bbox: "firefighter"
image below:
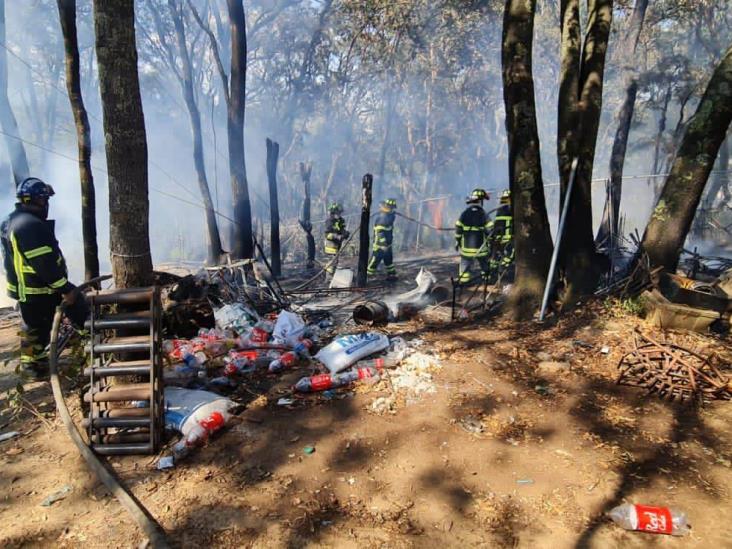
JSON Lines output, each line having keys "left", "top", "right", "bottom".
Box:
{"left": 324, "top": 202, "right": 349, "bottom": 275}
{"left": 367, "top": 198, "right": 397, "bottom": 281}
{"left": 1, "top": 177, "right": 84, "bottom": 379}
{"left": 455, "top": 188, "right": 491, "bottom": 284}
{"left": 487, "top": 189, "right": 514, "bottom": 280}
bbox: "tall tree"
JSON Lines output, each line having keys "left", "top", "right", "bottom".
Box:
{"left": 641, "top": 43, "right": 732, "bottom": 271}
{"left": 226, "top": 0, "right": 253, "bottom": 259}
{"left": 93, "top": 0, "right": 153, "bottom": 287}
{"left": 502, "top": 0, "right": 554, "bottom": 319}
{"left": 266, "top": 138, "right": 281, "bottom": 277}
{"left": 0, "top": 0, "right": 29, "bottom": 185}
{"left": 557, "top": 0, "right": 613, "bottom": 301}
{"left": 160, "top": 0, "right": 224, "bottom": 265}
{"left": 597, "top": 0, "right": 649, "bottom": 247}
{"left": 57, "top": 0, "right": 99, "bottom": 282}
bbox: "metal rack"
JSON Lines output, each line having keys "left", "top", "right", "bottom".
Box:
{"left": 82, "top": 287, "right": 164, "bottom": 455}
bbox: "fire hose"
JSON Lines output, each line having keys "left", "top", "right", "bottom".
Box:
{"left": 48, "top": 275, "right": 170, "bottom": 548}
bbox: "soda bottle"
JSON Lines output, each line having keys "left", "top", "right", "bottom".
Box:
{"left": 294, "top": 366, "right": 379, "bottom": 393}
{"left": 607, "top": 504, "right": 690, "bottom": 536}
{"left": 223, "top": 357, "right": 254, "bottom": 376}
{"left": 268, "top": 351, "right": 299, "bottom": 373}
{"left": 356, "top": 357, "right": 396, "bottom": 370}
{"left": 172, "top": 411, "right": 227, "bottom": 461}
{"left": 293, "top": 338, "right": 313, "bottom": 358}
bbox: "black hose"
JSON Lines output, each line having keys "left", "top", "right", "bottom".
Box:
{"left": 48, "top": 276, "right": 169, "bottom": 548}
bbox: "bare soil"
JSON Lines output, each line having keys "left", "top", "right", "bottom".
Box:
{"left": 1, "top": 302, "right": 731, "bottom": 548}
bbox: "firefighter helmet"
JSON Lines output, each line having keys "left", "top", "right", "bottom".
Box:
{"left": 328, "top": 202, "right": 343, "bottom": 215}
{"left": 500, "top": 189, "right": 511, "bottom": 205}
{"left": 467, "top": 188, "right": 489, "bottom": 203}
{"left": 380, "top": 198, "right": 397, "bottom": 212}
{"left": 17, "top": 177, "right": 55, "bottom": 203}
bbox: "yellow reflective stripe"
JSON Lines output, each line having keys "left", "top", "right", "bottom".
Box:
{"left": 325, "top": 247, "right": 338, "bottom": 254}
{"left": 49, "top": 277, "right": 68, "bottom": 289}
{"left": 10, "top": 233, "right": 26, "bottom": 301}
{"left": 24, "top": 245, "right": 53, "bottom": 259}
{"left": 7, "top": 283, "right": 17, "bottom": 292}
{"left": 374, "top": 225, "right": 392, "bottom": 231}
{"left": 21, "top": 265, "right": 36, "bottom": 274}
{"left": 455, "top": 220, "right": 465, "bottom": 227}
{"left": 24, "top": 287, "right": 55, "bottom": 295}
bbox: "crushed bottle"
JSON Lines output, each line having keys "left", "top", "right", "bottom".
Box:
{"left": 607, "top": 504, "right": 690, "bottom": 536}
{"left": 294, "top": 366, "right": 380, "bottom": 393}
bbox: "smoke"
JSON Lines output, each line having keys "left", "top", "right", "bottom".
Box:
{"left": 0, "top": 0, "right": 727, "bottom": 288}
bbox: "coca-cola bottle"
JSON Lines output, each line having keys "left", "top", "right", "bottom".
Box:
{"left": 607, "top": 504, "right": 690, "bottom": 536}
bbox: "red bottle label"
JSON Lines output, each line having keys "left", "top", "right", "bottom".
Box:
{"left": 635, "top": 505, "right": 673, "bottom": 534}
{"left": 357, "top": 367, "right": 375, "bottom": 379}
{"left": 310, "top": 374, "right": 333, "bottom": 391}
{"left": 281, "top": 352, "right": 298, "bottom": 367}
{"left": 199, "top": 411, "right": 225, "bottom": 432}
{"left": 250, "top": 328, "right": 268, "bottom": 343}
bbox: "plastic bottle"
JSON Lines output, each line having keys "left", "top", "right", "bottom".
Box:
{"left": 607, "top": 504, "right": 690, "bottom": 536}
{"left": 356, "top": 357, "right": 396, "bottom": 370}
{"left": 292, "top": 338, "right": 313, "bottom": 358}
{"left": 223, "top": 357, "right": 255, "bottom": 376}
{"left": 172, "top": 411, "right": 227, "bottom": 461}
{"left": 295, "top": 366, "right": 380, "bottom": 393}
{"left": 268, "top": 351, "right": 300, "bottom": 373}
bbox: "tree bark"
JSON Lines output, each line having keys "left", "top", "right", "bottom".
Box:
{"left": 226, "top": 0, "right": 253, "bottom": 260}
{"left": 557, "top": 0, "right": 581, "bottom": 194}
{"left": 266, "top": 138, "right": 281, "bottom": 277}
{"left": 641, "top": 44, "right": 732, "bottom": 271}
{"left": 558, "top": 0, "right": 613, "bottom": 301}
{"left": 502, "top": 0, "right": 554, "bottom": 319}
{"left": 299, "top": 162, "right": 315, "bottom": 269}
{"left": 93, "top": 0, "right": 153, "bottom": 287}
{"left": 167, "top": 0, "right": 223, "bottom": 265}
{"left": 357, "top": 174, "right": 373, "bottom": 287}
{"left": 0, "top": 0, "right": 29, "bottom": 186}
{"left": 57, "top": 0, "right": 99, "bottom": 282}
{"left": 598, "top": 0, "right": 649, "bottom": 247}
{"left": 702, "top": 137, "right": 729, "bottom": 210}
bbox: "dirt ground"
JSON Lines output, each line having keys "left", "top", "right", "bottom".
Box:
{"left": 1, "top": 298, "right": 731, "bottom": 548}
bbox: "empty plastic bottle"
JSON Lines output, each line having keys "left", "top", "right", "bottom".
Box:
{"left": 292, "top": 338, "right": 313, "bottom": 358}
{"left": 607, "top": 504, "right": 690, "bottom": 536}
{"left": 295, "top": 366, "right": 380, "bottom": 393}
{"left": 172, "top": 411, "right": 228, "bottom": 461}
{"left": 268, "top": 351, "right": 299, "bottom": 373}
{"left": 223, "top": 358, "right": 255, "bottom": 376}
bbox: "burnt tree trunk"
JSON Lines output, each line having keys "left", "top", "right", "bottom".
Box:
{"left": 558, "top": 0, "right": 613, "bottom": 302}
{"left": 93, "top": 0, "right": 153, "bottom": 287}
{"left": 598, "top": 0, "right": 649, "bottom": 246}
{"left": 357, "top": 174, "right": 373, "bottom": 287}
{"left": 226, "top": 0, "right": 253, "bottom": 259}
{"left": 167, "top": 0, "right": 223, "bottom": 265}
{"left": 0, "top": 0, "right": 29, "bottom": 185}
{"left": 57, "top": 0, "right": 99, "bottom": 282}
{"left": 266, "top": 138, "right": 281, "bottom": 277}
{"left": 299, "top": 162, "right": 315, "bottom": 269}
{"left": 641, "top": 44, "right": 732, "bottom": 271}
{"left": 502, "top": 0, "right": 554, "bottom": 319}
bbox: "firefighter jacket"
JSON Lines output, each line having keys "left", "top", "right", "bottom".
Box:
{"left": 372, "top": 211, "right": 396, "bottom": 251}
{"left": 1, "top": 204, "right": 73, "bottom": 302}
{"left": 488, "top": 204, "right": 513, "bottom": 244}
{"left": 455, "top": 205, "right": 490, "bottom": 257}
{"left": 324, "top": 214, "right": 348, "bottom": 254}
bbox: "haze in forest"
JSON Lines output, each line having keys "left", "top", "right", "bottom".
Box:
{"left": 0, "top": 0, "right": 728, "bottom": 286}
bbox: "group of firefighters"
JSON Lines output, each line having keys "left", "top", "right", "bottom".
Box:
{"left": 1, "top": 177, "right": 513, "bottom": 380}
{"left": 323, "top": 187, "right": 514, "bottom": 284}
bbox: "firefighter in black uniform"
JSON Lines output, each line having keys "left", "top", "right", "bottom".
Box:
{"left": 455, "top": 188, "right": 491, "bottom": 284}
{"left": 1, "top": 177, "right": 83, "bottom": 379}
{"left": 367, "top": 198, "right": 397, "bottom": 281}
{"left": 324, "top": 202, "right": 349, "bottom": 275}
{"left": 487, "top": 189, "right": 514, "bottom": 280}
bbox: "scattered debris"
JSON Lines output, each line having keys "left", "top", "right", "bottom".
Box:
{"left": 41, "top": 485, "right": 72, "bottom": 507}
{"left": 617, "top": 330, "right": 732, "bottom": 403}
{"left": 0, "top": 431, "right": 20, "bottom": 443}
{"left": 303, "top": 445, "right": 316, "bottom": 455}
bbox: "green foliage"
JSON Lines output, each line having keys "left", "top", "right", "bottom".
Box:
{"left": 603, "top": 296, "right": 644, "bottom": 317}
